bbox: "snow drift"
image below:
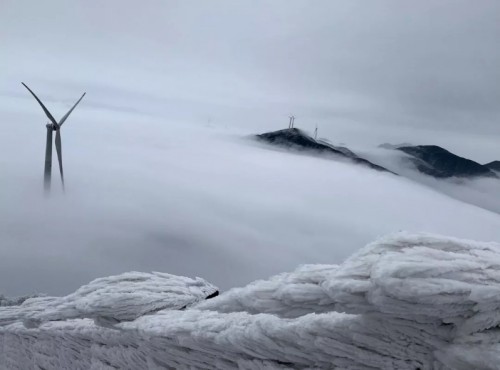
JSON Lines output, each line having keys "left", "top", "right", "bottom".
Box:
{"left": 1, "top": 232, "right": 500, "bottom": 369}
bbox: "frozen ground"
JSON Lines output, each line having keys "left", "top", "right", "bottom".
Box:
{"left": 1, "top": 232, "right": 500, "bottom": 369}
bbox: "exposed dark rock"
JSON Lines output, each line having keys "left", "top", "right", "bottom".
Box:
{"left": 206, "top": 291, "right": 219, "bottom": 300}
{"left": 0, "top": 294, "right": 43, "bottom": 307}
{"left": 397, "top": 145, "right": 498, "bottom": 179}
{"left": 255, "top": 128, "right": 394, "bottom": 174}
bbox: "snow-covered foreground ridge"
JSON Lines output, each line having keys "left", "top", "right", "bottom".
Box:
{"left": 1, "top": 233, "right": 500, "bottom": 369}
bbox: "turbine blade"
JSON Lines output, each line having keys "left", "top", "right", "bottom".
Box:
{"left": 55, "top": 129, "right": 64, "bottom": 189}
{"left": 58, "top": 92, "right": 86, "bottom": 127}
{"left": 21, "top": 83, "right": 58, "bottom": 127}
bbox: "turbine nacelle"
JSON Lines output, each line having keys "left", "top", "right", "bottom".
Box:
{"left": 46, "top": 122, "right": 58, "bottom": 131}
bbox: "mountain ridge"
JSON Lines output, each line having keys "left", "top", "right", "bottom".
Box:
{"left": 255, "top": 128, "right": 499, "bottom": 181}
{"left": 485, "top": 160, "right": 500, "bottom": 172}
{"left": 396, "top": 145, "right": 498, "bottom": 179}
{"left": 255, "top": 128, "right": 394, "bottom": 174}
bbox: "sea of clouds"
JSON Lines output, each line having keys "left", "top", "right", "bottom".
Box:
{"left": 1, "top": 92, "right": 500, "bottom": 297}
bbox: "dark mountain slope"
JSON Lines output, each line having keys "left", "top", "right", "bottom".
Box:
{"left": 256, "top": 128, "right": 393, "bottom": 174}
{"left": 397, "top": 145, "right": 498, "bottom": 179}
{"left": 485, "top": 161, "right": 500, "bottom": 172}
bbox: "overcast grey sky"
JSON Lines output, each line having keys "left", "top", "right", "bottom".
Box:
{"left": 1, "top": 0, "right": 499, "bottom": 160}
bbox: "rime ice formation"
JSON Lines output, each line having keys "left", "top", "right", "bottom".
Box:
{"left": 0, "top": 272, "right": 218, "bottom": 329}
{"left": 1, "top": 233, "right": 500, "bottom": 369}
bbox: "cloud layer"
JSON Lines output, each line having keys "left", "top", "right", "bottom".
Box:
{"left": 2, "top": 94, "right": 500, "bottom": 295}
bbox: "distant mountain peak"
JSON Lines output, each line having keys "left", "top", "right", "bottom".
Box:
{"left": 255, "top": 128, "right": 393, "bottom": 173}
{"left": 397, "top": 145, "right": 498, "bottom": 179}
{"left": 485, "top": 160, "right": 500, "bottom": 172}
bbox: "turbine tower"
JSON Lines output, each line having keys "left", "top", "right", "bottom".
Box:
{"left": 22, "top": 83, "right": 86, "bottom": 194}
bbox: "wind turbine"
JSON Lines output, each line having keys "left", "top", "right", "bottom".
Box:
{"left": 22, "top": 83, "right": 86, "bottom": 193}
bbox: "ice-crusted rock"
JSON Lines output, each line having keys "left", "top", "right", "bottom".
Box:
{"left": 196, "top": 263, "right": 339, "bottom": 318}
{"left": 1, "top": 271, "right": 218, "bottom": 328}
{"left": 195, "top": 232, "right": 500, "bottom": 369}
{"left": 0, "top": 296, "right": 59, "bottom": 327}
{"left": 1, "top": 309, "right": 440, "bottom": 369}
{"left": 0, "top": 294, "right": 43, "bottom": 307}
{"left": 1, "top": 232, "right": 500, "bottom": 369}
{"left": 200, "top": 232, "right": 500, "bottom": 329}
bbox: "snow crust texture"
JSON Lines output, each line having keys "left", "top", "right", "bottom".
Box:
{"left": 1, "top": 232, "right": 500, "bottom": 369}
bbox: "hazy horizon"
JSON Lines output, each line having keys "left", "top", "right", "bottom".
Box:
{"left": 1, "top": 0, "right": 499, "bottom": 161}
